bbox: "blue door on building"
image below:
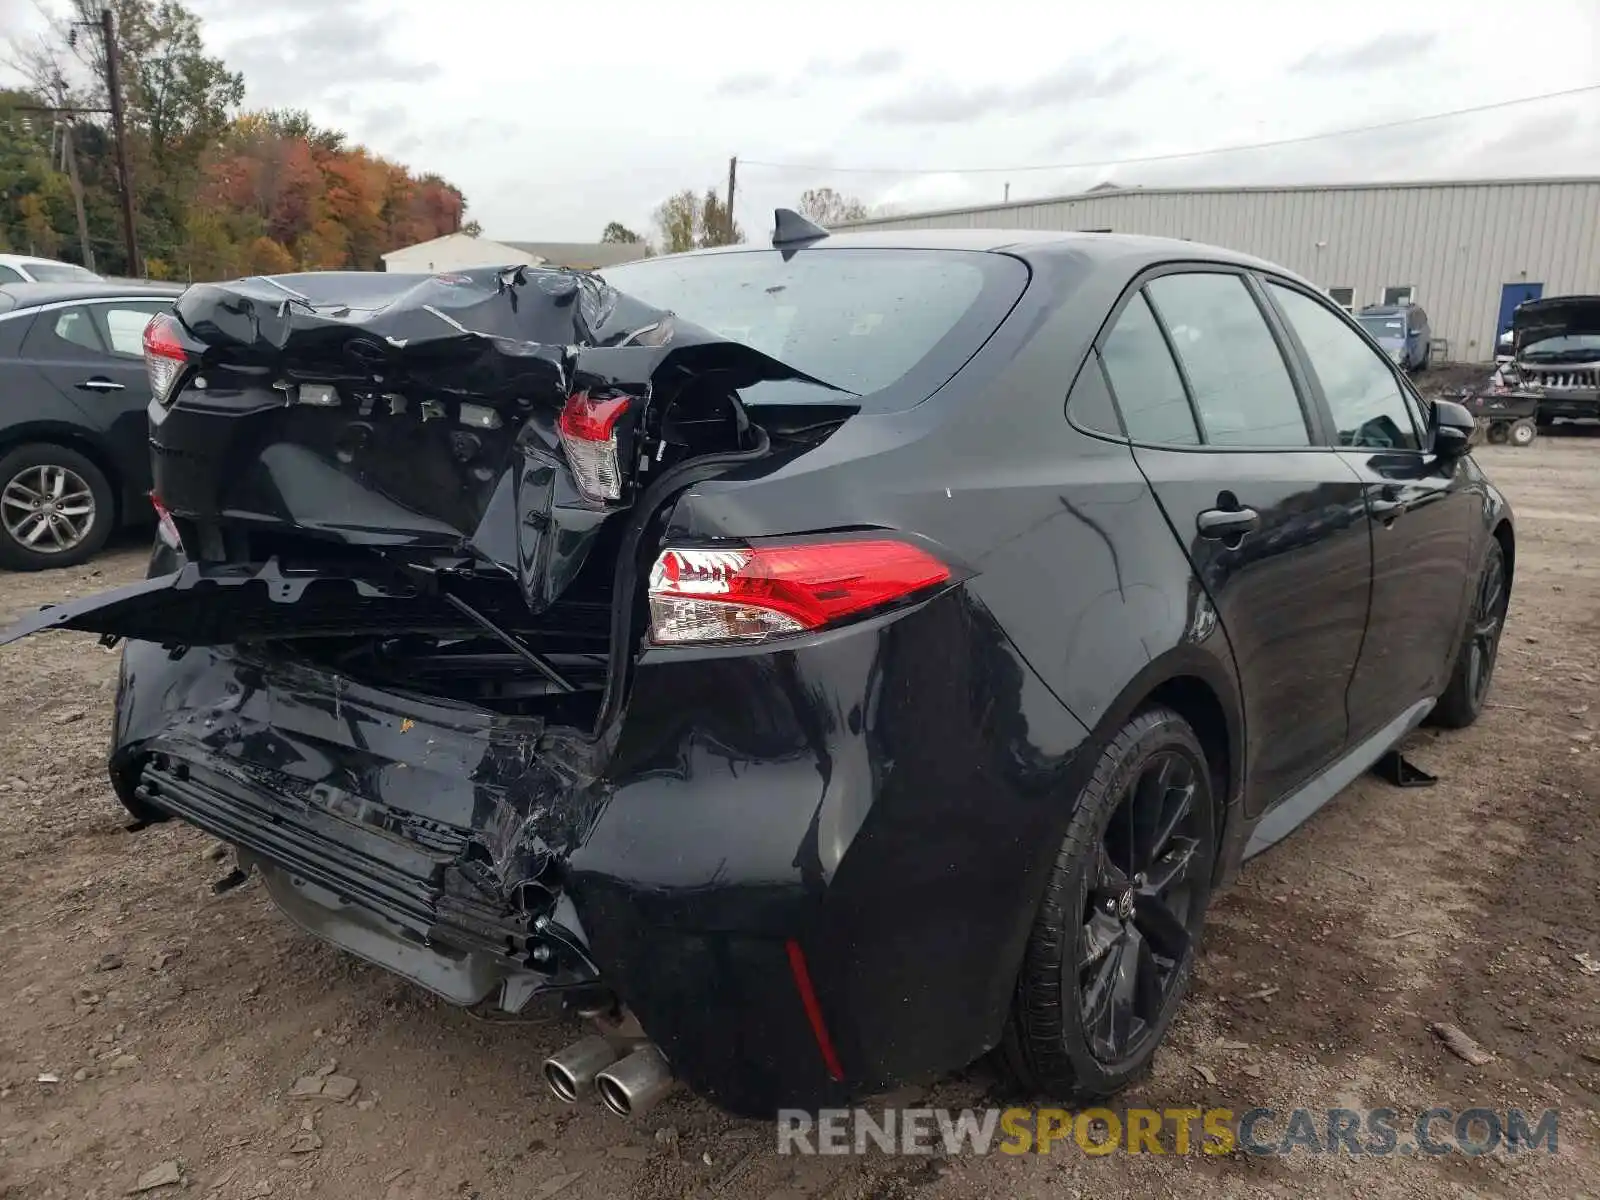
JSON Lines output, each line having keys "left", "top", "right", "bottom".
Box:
{"left": 1498, "top": 282, "right": 1544, "bottom": 337}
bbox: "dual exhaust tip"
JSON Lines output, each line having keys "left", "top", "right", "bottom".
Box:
{"left": 542, "top": 1036, "right": 673, "bottom": 1118}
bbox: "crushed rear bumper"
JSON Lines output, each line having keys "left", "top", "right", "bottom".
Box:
{"left": 111, "top": 639, "right": 604, "bottom": 1010}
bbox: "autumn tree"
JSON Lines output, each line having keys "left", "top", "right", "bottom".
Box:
{"left": 798, "top": 187, "right": 869, "bottom": 226}
{"left": 3, "top": 0, "right": 470, "bottom": 279}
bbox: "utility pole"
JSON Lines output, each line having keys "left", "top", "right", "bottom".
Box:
{"left": 725, "top": 155, "right": 737, "bottom": 242}
{"left": 60, "top": 121, "right": 96, "bottom": 272}
{"left": 102, "top": 7, "right": 140, "bottom": 274}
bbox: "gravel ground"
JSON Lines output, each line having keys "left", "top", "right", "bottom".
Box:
{"left": 0, "top": 431, "right": 1596, "bottom": 1200}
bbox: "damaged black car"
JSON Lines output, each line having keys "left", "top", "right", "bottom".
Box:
{"left": 2, "top": 218, "right": 1514, "bottom": 1118}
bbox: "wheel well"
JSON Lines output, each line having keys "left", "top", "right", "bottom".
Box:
{"left": 1493, "top": 519, "right": 1514, "bottom": 586}
{"left": 1143, "top": 676, "right": 1232, "bottom": 817}
{"left": 0, "top": 431, "right": 123, "bottom": 523}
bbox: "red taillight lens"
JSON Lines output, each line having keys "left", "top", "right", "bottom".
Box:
{"left": 142, "top": 312, "right": 188, "bottom": 405}
{"left": 648, "top": 539, "right": 952, "bottom": 645}
{"left": 557, "top": 391, "right": 629, "bottom": 502}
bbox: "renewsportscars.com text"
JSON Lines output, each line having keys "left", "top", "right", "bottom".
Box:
{"left": 776, "top": 1106, "right": 1561, "bottom": 1157}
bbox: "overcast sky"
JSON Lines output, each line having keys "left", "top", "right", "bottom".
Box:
{"left": 6, "top": 0, "right": 1600, "bottom": 244}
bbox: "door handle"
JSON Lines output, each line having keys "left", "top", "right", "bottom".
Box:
{"left": 1196, "top": 506, "right": 1260, "bottom": 539}
{"left": 1373, "top": 483, "right": 1408, "bottom": 524}
{"left": 75, "top": 378, "right": 125, "bottom": 393}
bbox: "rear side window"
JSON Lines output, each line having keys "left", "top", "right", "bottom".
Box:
{"left": 52, "top": 308, "right": 106, "bottom": 354}
{"left": 94, "top": 302, "right": 168, "bottom": 357}
{"left": 1065, "top": 352, "right": 1123, "bottom": 437}
{"left": 1145, "top": 273, "right": 1309, "bottom": 447}
{"left": 1270, "top": 283, "right": 1421, "bottom": 451}
{"left": 1100, "top": 292, "right": 1198, "bottom": 445}
{"left": 0, "top": 265, "right": 23, "bottom": 284}
{"left": 601, "top": 248, "right": 1030, "bottom": 411}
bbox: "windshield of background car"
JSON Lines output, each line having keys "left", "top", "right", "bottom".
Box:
{"left": 1520, "top": 332, "right": 1600, "bottom": 360}
{"left": 20, "top": 262, "right": 100, "bottom": 283}
{"left": 601, "top": 248, "right": 1030, "bottom": 410}
{"left": 1359, "top": 316, "right": 1405, "bottom": 338}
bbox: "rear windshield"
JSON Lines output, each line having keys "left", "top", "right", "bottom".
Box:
{"left": 601, "top": 248, "right": 1028, "bottom": 410}
{"left": 1359, "top": 316, "right": 1405, "bottom": 337}
{"left": 21, "top": 262, "right": 101, "bottom": 283}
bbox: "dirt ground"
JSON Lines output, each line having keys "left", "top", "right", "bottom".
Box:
{"left": 1, "top": 431, "right": 1596, "bottom": 1200}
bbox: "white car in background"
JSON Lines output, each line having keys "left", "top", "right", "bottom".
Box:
{"left": 0, "top": 254, "right": 103, "bottom": 284}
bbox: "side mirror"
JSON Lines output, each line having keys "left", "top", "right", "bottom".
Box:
{"left": 1430, "top": 398, "right": 1475, "bottom": 459}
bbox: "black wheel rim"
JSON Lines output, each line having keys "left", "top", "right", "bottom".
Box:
{"left": 1077, "top": 749, "right": 1206, "bottom": 1064}
{"left": 1467, "top": 550, "right": 1507, "bottom": 707}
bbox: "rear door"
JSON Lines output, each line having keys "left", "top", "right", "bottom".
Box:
{"left": 1263, "top": 281, "right": 1478, "bottom": 740}
{"left": 1098, "top": 268, "right": 1372, "bottom": 816}
{"left": 21, "top": 298, "right": 170, "bottom": 499}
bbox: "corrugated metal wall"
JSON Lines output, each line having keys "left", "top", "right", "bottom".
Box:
{"left": 844, "top": 179, "right": 1600, "bottom": 361}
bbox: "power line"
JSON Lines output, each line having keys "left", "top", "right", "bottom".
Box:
{"left": 741, "top": 83, "right": 1600, "bottom": 176}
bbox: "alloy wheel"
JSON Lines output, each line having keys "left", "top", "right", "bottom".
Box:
{"left": 1, "top": 464, "right": 98, "bottom": 554}
{"left": 1076, "top": 749, "right": 1207, "bottom": 1064}
{"left": 1468, "top": 550, "right": 1508, "bottom": 708}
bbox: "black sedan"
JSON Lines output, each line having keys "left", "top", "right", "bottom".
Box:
{"left": 1, "top": 225, "right": 1511, "bottom": 1118}
{"left": 0, "top": 281, "right": 183, "bottom": 569}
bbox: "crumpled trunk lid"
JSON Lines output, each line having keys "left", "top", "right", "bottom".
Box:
{"left": 4, "top": 266, "right": 846, "bottom": 656}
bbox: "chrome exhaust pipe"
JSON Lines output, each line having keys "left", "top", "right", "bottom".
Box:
{"left": 594, "top": 1044, "right": 673, "bottom": 1118}
{"left": 542, "top": 1035, "right": 619, "bottom": 1103}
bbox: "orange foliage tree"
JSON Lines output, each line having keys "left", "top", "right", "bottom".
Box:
{"left": 193, "top": 110, "right": 466, "bottom": 276}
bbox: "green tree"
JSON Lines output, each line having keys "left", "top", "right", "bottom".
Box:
{"left": 600, "top": 220, "right": 642, "bottom": 244}
{"left": 652, "top": 187, "right": 743, "bottom": 252}
{"left": 798, "top": 187, "right": 868, "bottom": 227}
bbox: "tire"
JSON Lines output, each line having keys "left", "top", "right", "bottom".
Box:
{"left": 1429, "top": 538, "right": 1508, "bottom": 729}
{"left": 1508, "top": 418, "right": 1537, "bottom": 447}
{"left": 0, "top": 443, "right": 115, "bottom": 571}
{"left": 1000, "top": 706, "right": 1218, "bottom": 1100}
{"left": 1487, "top": 423, "right": 1509, "bottom": 444}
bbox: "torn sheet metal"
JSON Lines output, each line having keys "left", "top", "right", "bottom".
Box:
{"left": 152, "top": 265, "right": 844, "bottom": 612}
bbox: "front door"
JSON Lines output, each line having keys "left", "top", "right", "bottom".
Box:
{"left": 1097, "top": 270, "right": 1373, "bottom": 815}
{"left": 1498, "top": 283, "right": 1544, "bottom": 340}
{"left": 1264, "top": 282, "right": 1479, "bottom": 740}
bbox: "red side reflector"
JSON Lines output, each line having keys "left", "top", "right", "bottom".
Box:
{"left": 785, "top": 938, "right": 845, "bottom": 1082}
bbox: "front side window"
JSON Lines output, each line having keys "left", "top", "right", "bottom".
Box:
{"left": 1270, "top": 283, "right": 1421, "bottom": 451}
{"left": 1099, "top": 291, "right": 1198, "bottom": 445}
{"left": 1145, "top": 272, "right": 1309, "bottom": 447}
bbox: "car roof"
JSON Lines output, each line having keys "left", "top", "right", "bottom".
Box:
{"left": 647, "top": 228, "right": 1312, "bottom": 284}
{"left": 0, "top": 280, "right": 185, "bottom": 313}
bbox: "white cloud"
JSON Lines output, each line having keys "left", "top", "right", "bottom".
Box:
{"left": 10, "top": 0, "right": 1600, "bottom": 243}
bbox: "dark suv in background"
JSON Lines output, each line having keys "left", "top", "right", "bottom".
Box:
{"left": 0, "top": 281, "right": 181, "bottom": 569}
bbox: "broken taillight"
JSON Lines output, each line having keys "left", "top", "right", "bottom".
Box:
{"left": 557, "top": 391, "right": 629, "bottom": 502}
{"left": 142, "top": 312, "right": 188, "bottom": 406}
{"left": 647, "top": 539, "right": 952, "bottom": 645}
{"left": 150, "top": 494, "right": 182, "bottom": 552}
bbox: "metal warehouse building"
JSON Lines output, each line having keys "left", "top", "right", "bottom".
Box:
{"left": 843, "top": 176, "right": 1600, "bottom": 362}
